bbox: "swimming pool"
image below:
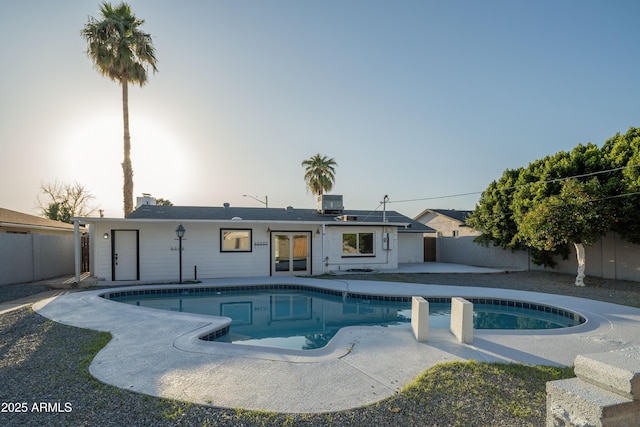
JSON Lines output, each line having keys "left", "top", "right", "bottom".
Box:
{"left": 104, "top": 284, "right": 586, "bottom": 350}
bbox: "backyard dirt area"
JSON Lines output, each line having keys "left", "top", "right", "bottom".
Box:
{"left": 336, "top": 270, "right": 640, "bottom": 308}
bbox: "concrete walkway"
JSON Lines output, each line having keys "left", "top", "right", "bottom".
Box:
{"left": 0, "top": 273, "right": 95, "bottom": 315}
{"left": 31, "top": 271, "right": 640, "bottom": 414}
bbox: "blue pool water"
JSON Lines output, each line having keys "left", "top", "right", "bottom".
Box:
{"left": 106, "top": 286, "right": 585, "bottom": 350}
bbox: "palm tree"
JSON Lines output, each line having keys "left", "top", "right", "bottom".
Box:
{"left": 302, "top": 154, "right": 337, "bottom": 195}
{"left": 82, "top": 2, "right": 158, "bottom": 216}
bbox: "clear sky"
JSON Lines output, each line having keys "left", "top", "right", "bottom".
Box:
{"left": 2, "top": 1, "right": 640, "bottom": 219}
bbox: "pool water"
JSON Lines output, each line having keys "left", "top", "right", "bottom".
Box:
{"left": 108, "top": 288, "right": 584, "bottom": 350}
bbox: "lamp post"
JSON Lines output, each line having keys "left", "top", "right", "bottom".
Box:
{"left": 175, "top": 224, "right": 185, "bottom": 283}
{"left": 243, "top": 194, "right": 268, "bottom": 207}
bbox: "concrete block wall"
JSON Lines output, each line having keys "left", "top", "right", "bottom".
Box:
{"left": 436, "top": 232, "right": 640, "bottom": 282}
{"left": 0, "top": 233, "right": 74, "bottom": 285}
{"left": 438, "top": 236, "right": 530, "bottom": 270}
{"left": 537, "top": 233, "right": 640, "bottom": 282}
{"left": 547, "top": 347, "right": 640, "bottom": 426}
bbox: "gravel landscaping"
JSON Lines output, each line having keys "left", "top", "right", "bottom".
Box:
{"left": 1, "top": 270, "right": 636, "bottom": 426}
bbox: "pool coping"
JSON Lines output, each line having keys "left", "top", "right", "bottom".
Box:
{"left": 33, "top": 276, "right": 640, "bottom": 413}
{"left": 99, "top": 281, "right": 588, "bottom": 360}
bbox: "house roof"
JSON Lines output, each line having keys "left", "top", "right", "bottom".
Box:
{"left": 415, "top": 208, "right": 473, "bottom": 225}
{"left": 0, "top": 207, "right": 75, "bottom": 231}
{"left": 124, "top": 205, "right": 434, "bottom": 233}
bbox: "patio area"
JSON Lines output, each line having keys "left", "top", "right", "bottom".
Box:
{"left": 32, "top": 273, "right": 640, "bottom": 413}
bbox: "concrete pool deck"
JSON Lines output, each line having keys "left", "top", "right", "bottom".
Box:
{"left": 31, "top": 271, "right": 640, "bottom": 414}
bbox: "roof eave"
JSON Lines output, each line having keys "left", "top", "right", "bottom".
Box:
{"left": 0, "top": 222, "right": 76, "bottom": 232}
{"left": 74, "top": 217, "right": 410, "bottom": 227}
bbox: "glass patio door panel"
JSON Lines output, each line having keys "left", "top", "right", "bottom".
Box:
{"left": 274, "top": 235, "right": 291, "bottom": 272}
{"left": 292, "top": 235, "right": 308, "bottom": 271}
{"left": 272, "top": 232, "right": 310, "bottom": 275}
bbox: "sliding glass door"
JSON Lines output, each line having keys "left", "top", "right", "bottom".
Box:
{"left": 272, "top": 232, "right": 310, "bottom": 275}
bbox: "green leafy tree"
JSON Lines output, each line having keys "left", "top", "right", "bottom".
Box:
{"left": 155, "top": 198, "right": 173, "bottom": 206}
{"left": 44, "top": 203, "right": 73, "bottom": 224}
{"left": 302, "top": 154, "right": 337, "bottom": 196}
{"left": 467, "top": 169, "right": 521, "bottom": 250}
{"left": 36, "top": 181, "right": 98, "bottom": 223}
{"left": 518, "top": 179, "right": 611, "bottom": 285}
{"left": 600, "top": 127, "right": 640, "bottom": 243}
{"left": 468, "top": 140, "right": 614, "bottom": 285}
{"left": 82, "top": 2, "right": 158, "bottom": 216}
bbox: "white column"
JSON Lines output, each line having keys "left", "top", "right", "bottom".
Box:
{"left": 411, "top": 296, "right": 429, "bottom": 341}
{"left": 450, "top": 297, "right": 473, "bottom": 343}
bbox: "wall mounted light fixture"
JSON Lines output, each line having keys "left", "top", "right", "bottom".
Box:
{"left": 103, "top": 232, "right": 109, "bottom": 239}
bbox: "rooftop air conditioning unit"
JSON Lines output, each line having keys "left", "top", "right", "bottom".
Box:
{"left": 136, "top": 193, "right": 156, "bottom": 209}
{"left": 317, "top": 194, "right": 344, "bottom": 214}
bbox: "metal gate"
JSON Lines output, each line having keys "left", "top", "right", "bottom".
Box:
{"left": 424, "top": 237, "right": 436, "bottom": 262}
{"left": 81, "top": 234, "right": 90, "bottom": 273}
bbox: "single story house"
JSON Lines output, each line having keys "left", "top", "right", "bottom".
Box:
{"left": 414, "top": 208, "right": 476, "bottom": 238}
{"left": 0, "top": 207, "right": 76, "bottom": 236}
{"left": 76, "top": 195, "right": 433, "bottom": 282}
{"left": 412, "top": 208, "right": 476, "bottom": 262}
{"left": 413, "top": 207, "right": 530, "bottom": 267}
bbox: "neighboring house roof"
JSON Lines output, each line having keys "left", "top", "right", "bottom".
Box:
{"left": 415, "top": 208, "right": 473, "bottom": 226}
{"left": 0, "top": 207, "right": 75, "bottom": 231}
{"left": 124, "top": 205, "right": 434, "bottom": 233}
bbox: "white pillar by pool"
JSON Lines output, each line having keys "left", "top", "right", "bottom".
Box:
{"left": 450, "top": 297, "right": 474, "bottom": 343}
{"left": 411, "top": 296, "right": 429, "bottom": 341}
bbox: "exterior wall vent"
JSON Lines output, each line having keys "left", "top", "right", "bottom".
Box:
{"left": 317, "top": 195, "right": 344, "bottom": 214}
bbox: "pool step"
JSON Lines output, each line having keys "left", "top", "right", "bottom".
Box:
{"left": 574, "top": 347, "right": 640, "bottom": 400}
{"left": 546, "top": 347, "right": 640, "bottom": 427}
{"left": 546, "top": 378, "right": 639, "bottom": 426}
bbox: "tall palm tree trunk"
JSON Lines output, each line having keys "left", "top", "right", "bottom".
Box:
{"left": 121, "top": 77, "right": 134, "bottom": 216}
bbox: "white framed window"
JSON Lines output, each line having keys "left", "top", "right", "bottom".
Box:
{"left": 221, "top": 229, "right": 252, "bottom": 252}
{"left": 342, "top": 232, "right": 374, "bottom": 256}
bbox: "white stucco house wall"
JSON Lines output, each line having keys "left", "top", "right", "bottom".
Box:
{"left": 76, "top": 196, "right": 433, "bottom": 282}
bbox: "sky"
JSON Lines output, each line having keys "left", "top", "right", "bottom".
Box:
{"left": 2, "top": 1, "right": 640, "bottom": 219}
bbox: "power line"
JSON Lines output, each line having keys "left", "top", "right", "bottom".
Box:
{"left": 573, "top": 190, "right": 640, "bottom": 204}
{"left": 361, "top": 203, "right": 382, "bottom": 221}
{"left": 388, "top": 191, "right": 482, "bottom": 204}
{"left": 387, "top": 163, "right": 640, "bottom": 205}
